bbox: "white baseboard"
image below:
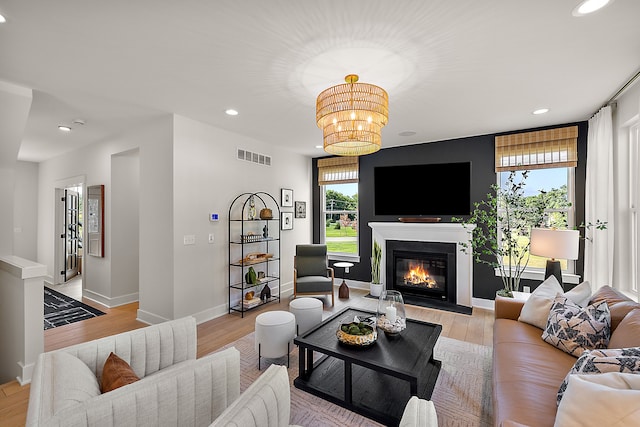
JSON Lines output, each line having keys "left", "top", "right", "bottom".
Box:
{"left": 136, "top": 309, "right": 170, "bottom": 325}
{"left": 17, "top": 360, "right": 35, "bottom": 386}
{"left": 83, "top": 289, "right": 138, "bottom": 308}
{"left": 472, "top": 297, "right": 495, "bottom": 310}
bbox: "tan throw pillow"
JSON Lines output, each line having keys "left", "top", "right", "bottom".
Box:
{"left": 555, "top": 373, "right": 640, "bottom": 427}
{"left": 101, "top": 352, "right": 140, "bottom": 393}
{"left": 518, "top": 276, "right": 563, "bottom": 329}
{"left": 542, "top": 295, "right": 610, "bottom": 357}
{"left": 609, "top": 309, "right": 640, "bottom": 349}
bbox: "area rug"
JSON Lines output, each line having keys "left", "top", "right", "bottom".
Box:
{"left": 44, "top": 286, "right": 105, "bottom": 330}
{"left": 221, "top": 332, "right": 493, "bottom": 426}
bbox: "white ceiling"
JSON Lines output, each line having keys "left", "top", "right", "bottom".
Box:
{"left": 1, "top": 0, "right": 639, "bottom": 163}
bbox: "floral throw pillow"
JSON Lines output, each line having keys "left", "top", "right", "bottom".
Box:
{"left": 557, "top": 347, "right": 640, "bottom": 404}
{"left": 542, "top": 295, "right": 611, "bottom": 357}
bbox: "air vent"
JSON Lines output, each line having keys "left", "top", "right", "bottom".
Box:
{"left": 237, "top": 148, "right": 271, "bottom": 167}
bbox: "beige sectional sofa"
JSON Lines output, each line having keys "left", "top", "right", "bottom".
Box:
{"left": 493, "top": 285, "right": 640, "bottom": 427}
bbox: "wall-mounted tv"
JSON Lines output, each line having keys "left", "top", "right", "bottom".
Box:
{"left": 374, "top": 162, "right": 471, "bottom": 216}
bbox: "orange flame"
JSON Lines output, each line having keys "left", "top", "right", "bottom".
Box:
{"left": 403, "top": 264, "right": 437, "bottom": 287}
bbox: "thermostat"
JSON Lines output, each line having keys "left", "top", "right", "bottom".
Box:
{"left": 209, "top": 213, "right": 219, "bottom": 222}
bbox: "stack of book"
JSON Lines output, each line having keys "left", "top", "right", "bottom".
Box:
{"left": 242, "top": 298, "right": 261, "bottom": 309}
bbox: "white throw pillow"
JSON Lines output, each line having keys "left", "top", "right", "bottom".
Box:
{"left": 554, "top": 372, "right": 640, "bottom": 427}
{"left": 518, "top": 276, "right": 563, "bottom": 329}
{"left": 564, "top": 281, "right": 592, "bottom": 307}
{"left": 51, "top": 352, "right": 101, "bottom": 414}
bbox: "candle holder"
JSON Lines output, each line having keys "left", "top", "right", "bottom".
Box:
{"left": 376, "top": 290, "right": 406, "bottom": 336}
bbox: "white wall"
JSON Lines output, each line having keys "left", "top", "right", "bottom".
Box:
{"left": 0, "top": 82, "right": 32, "bottom": 256}
{"left": 13, "top": 161, "right": 39, "bottom": 261}
{"left": 612, "top": 80, "right": 640, "bottom": 292}
{"left": 37, "top": 116, "right": 174, "bottom": 318}
{"left": 35, "top": 112, "right": 314, "bottom": 324}
{"left": 110, "top": 149, "right": 140, "bottom": 305}
{"left": 171, "top": 115, "right": 313, "bottom": 321}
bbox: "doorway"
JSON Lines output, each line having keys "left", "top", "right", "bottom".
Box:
{"left": 54, "top": 181, "right": 84, "bottom": 285}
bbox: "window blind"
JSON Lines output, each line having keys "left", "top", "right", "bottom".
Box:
{"left": 495, "top": 125, "right": 578, "bottom": 172}
{"left": 318, "top": 156, "right": 359, "bottom": 185}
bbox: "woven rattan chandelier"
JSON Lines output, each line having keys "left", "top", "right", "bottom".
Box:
{"left": 316, "top": 74, "right": 389, "bottom": 156}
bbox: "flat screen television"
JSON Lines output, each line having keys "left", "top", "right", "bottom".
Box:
{"left": 374, "top": 162, "right": 471, "bottom": 216}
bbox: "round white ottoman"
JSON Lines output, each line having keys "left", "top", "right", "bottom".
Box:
{"left": 254, "top": 310, "right": 295, "bottom": 370}
{"left": 289, "top": 297, "right": 323, "bottom": 336}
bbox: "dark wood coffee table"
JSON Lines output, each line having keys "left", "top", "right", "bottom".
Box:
{"left": 294, "top": 307, "right": 442, "bottom": 426}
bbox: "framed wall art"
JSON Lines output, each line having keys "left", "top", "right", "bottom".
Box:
{"left": 281, "top": 212, "right": 293, "bottom": 230}
{"left": 281, "top": 188, "right": 293, "bottom": 207}
{"left": 295, "top": 201, "right": 306, "bottom": 218}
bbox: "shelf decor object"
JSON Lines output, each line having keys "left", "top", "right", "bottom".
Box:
{"left": 377, "top": 290, "right": 407, "bottom": 336}
{"left": 316, "top": 74, "right": 389, "bottom": 156}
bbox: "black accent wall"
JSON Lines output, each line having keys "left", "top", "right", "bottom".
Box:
{"left": 313, "top": 121, "right": 588, "bottom": 300}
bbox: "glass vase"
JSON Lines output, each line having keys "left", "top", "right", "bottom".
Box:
{"left": 377, "top": 290, "right": 406, "bottom": 336}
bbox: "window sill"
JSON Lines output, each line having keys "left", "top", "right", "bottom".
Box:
{"left": 329, "top": 254, "right": 360, "bottom": 263}
{"left": 494, "top": 267, "right": 581, "bottom": 285}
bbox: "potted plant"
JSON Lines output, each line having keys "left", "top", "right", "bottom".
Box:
{"left": 454, "top": 171, "right": 547, "bottom": 297}
{"left": 370, "top": 240, "right": 384, "bottom": 297}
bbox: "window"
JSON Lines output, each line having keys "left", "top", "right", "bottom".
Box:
{"left": 630, "top": 122, "right": 639, "bottom": 293}
{"left": 317, "top": 157, "right": 359, "bottom": 259}
{"left": 495, "top": 126, "right": 578, "bottom": 279}
{"left": 321, "top": 183, "right": 359, "bottom": 257}
{"left": 497, "top": 168, "right": 575, "bottom": 272}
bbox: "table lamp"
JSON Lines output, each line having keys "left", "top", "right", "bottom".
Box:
{"left": 530, "top": 228, "right": 579, "bottom": 288}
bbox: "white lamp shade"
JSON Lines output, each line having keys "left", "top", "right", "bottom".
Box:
{"left": 530, "top": 228, "right": 580, "bottom": 260}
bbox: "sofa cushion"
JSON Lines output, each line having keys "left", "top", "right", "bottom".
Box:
{"left": 542, "top": 296, "right": 610, "bottom": 357}
{"left": 609, "top": 309, "right": 640, "bottom": 349}
{"left": 101, "top": 352, "right": 140, "bottom": 393}
{"left": 493, "top": 318, "right": 577, "bottom": 427}
{"left": 589, "top": 285, "right": 640, "bottom": 331}
{"left": 518, "top": 276, "right": 564, "bottom": 329}
{"left": 51, "top": 352, "right": 101, "bottom": 414}
{"left": 554, "top": 373, "right": 640, "bottom": 427}
{"left": 557, "top": 347, "right": 640, "bottom": 404}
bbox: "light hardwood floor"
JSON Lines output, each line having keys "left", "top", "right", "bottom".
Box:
{"left": 0, "top": 287, "right": 494, "bottom": 426}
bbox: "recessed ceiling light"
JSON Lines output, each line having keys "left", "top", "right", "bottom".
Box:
{"left": 0, "top": 14, "right": 6, "bottom": 23}
{"left": 532, "top": 108, "right": 549, "bottom": 115}
{"left": 572, "top": 0, "right": 613, "bottom": 16}
{"left": 398, "top": 131, "right": 416, "bottom": 137}
{"left": 58, "top": 125, "right": 72, "bottom": 132}
{"left": 225, "top": 109, "right": 239, "bottom": 116}
{"left": 315, "top": 145, "right": 323, "bottom": 149}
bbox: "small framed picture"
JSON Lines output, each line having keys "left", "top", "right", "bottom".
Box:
{"left": 281, "top": 212, "right": 293, "bottom": 230}
{"left": 281, "top": 188, "right": 293, "bottom": 207}
{"left": 295, "top": 201, "right": 306, "bottom": 218}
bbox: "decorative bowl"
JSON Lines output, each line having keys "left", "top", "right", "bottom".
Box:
{"left": 336, "top": 322, "right": 377, "bottom": 347}
{"left": 259, "top": 208, "right": 273, "bottom": 219}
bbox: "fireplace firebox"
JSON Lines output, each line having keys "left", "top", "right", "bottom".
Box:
{"left": 386, "top": 240, "right": 457, "bottom": 306}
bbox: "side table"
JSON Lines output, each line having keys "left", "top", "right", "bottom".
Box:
{"left": 333, "top": 262, "right": 353, "bottom": 299}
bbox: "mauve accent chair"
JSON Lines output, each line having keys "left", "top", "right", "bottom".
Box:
{"left": 293, "top": 244, "right": 334, "bottom": 306}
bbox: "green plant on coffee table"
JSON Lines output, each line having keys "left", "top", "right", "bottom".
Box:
{"left": 453, "top": 170, "right": 546, "bottom": 298}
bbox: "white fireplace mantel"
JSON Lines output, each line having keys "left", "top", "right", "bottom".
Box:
{"left": 369, "top": 222, "right": 475, "bottom": 308}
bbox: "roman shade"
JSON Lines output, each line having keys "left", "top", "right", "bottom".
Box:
{"left": 317, "top": 156, "right": 359, "bottom": 185}
{"left": 495, "top": 125, "right": 578, "bottom": 172}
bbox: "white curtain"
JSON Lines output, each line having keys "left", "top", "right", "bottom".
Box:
{"left": 584, "top": 105, "right": 615, "bottom": 287}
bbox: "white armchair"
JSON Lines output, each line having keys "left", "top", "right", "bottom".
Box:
{"left": 26, "top": 317, "right": 295, "bottom": 427}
